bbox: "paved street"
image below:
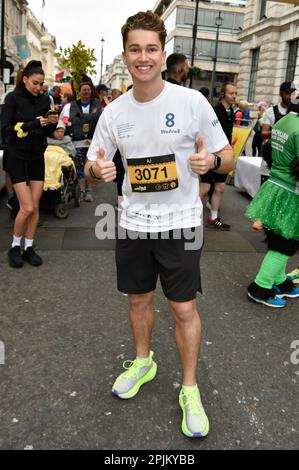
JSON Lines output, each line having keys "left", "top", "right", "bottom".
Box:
{"left": 0, "top": 182, "right": 298, "bottom": 450}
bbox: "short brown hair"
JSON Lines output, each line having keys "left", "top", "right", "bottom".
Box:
{"left": 121, "top": 10, "right": 167, "bottom": 51}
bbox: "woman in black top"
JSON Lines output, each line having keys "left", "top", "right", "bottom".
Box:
{"left": 2, "top": 60, "right": 58, "bottom": 268}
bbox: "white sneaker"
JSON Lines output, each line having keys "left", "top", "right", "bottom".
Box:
{"left": 84, "top": 190, "right": 94, "bottom": 202}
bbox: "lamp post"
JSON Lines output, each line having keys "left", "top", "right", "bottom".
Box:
{"left": 210, "top": 11, "right": 223, "bottom": 100}
{"left": 100, "top": 36, "right": 105, "bottom": 84}
{"left": 189, "top": 0, "right": 199, "bottom": 89}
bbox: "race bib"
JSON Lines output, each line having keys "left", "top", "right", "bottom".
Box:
{"left": 127, "top": 154, "right": 178, "bottom": 192}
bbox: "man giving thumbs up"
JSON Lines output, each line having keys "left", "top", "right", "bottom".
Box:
{"left": 85, "top": 10, "right": 233, "bottom": 439}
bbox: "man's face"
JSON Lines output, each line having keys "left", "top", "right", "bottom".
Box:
{"left": 223, "top": 85, "right": 237, "bottom": 106}
{"left": 123, "top": 30, "right": 166, "bottom": 85}
{"left": 280, "top": 89, "right": 294, "bottom": 107}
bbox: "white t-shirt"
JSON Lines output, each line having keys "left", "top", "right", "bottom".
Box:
{"left": 88, "top": 81, "right": 228, "bottom": 232}
{"left": 262, "top": 103, "right": 288, "bottom": 126}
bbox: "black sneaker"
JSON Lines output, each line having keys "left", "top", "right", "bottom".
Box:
{"left": 8, "top": 246, "right": 24, "bottom": 268}
{"left": 205, "top": 217, "right": 231, "bottom": 230}
{"left": 23, "top": 247, "right": 43, "bottom": 266}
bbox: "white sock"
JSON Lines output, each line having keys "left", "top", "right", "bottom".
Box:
{"left": 12, "top": 235, "right": 22, "bottom": 248}
{"left": 24, "top": 238, "right": 34, "bottom": 251}
{"left": 210, "top": 210, "right": 218, "bottom": 220}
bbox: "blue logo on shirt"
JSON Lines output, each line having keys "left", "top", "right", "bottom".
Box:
{"left": 166, "top": 113, "right": 175, "bottom": 128}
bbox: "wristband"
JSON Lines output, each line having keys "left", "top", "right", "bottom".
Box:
{"left": 89, "top": 164, "right": 102, "bottom": 180}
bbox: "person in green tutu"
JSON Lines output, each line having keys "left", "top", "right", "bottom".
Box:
{"left": 246, "top": 101, "right": 299, "bottom": 308}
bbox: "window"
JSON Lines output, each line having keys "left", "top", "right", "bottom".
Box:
{"left": 176, "top": 8, "right": 244, "bottom": 34}
{"left": 174, "top": 37, "right": 240, "bottom": 64}
{"left": 259, "top": 0, "right": 267, "bottom": 20}
{"left": 286, "top": 40, "right": 298, "bottom": 82}
{"left": 176, "top": 7, "right": 194, "bottom": 26}
{"left": 248, "top": 48, "right": 260, "bottom": 102}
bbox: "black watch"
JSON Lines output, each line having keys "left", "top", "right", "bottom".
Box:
{"left": 213, "top": 154, "right": 221, "bottom": 170}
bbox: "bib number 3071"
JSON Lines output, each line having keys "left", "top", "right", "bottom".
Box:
{"left": 127, "top": 154, "right": 178, "bottom": 193}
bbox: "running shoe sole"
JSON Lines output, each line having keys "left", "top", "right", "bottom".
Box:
{"left": 179, "top": 394, "right": 209, "bottom": 438}
{"left": 247, "top": 292, "right": 286, "bottom": 307}
{"left": 275, "top": 292, "right": 299, "bottom": 299}
{"left": 112, "top": 362, "right": 157, "bottom": 400}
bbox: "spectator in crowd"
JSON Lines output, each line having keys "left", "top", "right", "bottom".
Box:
{"left": 235, "top": 100, "right": 250, "bottom": 126}
{"left": 70, "top": 81, "right": 101, "bottom": 202}
{"left": 251, "top": 101, "right": 267, "bottom": 157}
{"left": 111, "top": 88, "right": 122, "bottom": 101}
{"left": 96, "top": 84, "right": 110, "bottom": 111}
{"left": 166, "top": 53, "right": 189, "bottom": 85}
{"left": 47, "top": 123, "right": 76, "bottom": 157}
{"left": 51, "top": 85, "right": 62, "bottom": 113}
{"left": 2, "top": 60, "right": 58, "bottom": 268}
{"left": 260, "top": 81, "right": 295, "bottom": 184}
{"left": 200, "top": 82, "right": 237, "bottom": 230}
{"left": 58, "top": 93, "right": 74, "bottom": 134}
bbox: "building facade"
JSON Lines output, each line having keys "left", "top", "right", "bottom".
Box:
{"left": 26, "top": 8, "right": 58, "bottom": 87}
{"left": 102, "top": 55, "right": 132, "bottom": 91}
{"left": 0, "top": 1, "right": 58, "bottom": 98}
{"left": 152, "top": 0, "right": 246, "bottom": 93}
{"left": 1, "top": 0, "right": 28, "bottom": 86}
{"left": 237, "top": 0, "right": 299, "bottom": 104}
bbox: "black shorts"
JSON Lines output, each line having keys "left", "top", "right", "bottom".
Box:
{"left": 200, "top": 170, "right": 228, "bottom": 184}
{"left": 116, "top": 227, "right": 202, "bottom": 302}
{"left": 7, "top": 155, "right": 45, "bottom": 185}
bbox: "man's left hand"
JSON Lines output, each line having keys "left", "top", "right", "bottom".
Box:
{"left": 189, "top": 137, "right": 213, "bottom": 175}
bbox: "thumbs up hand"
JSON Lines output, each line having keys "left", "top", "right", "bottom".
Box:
{"left": 189, "top": 137, "right": 214, "bottom": 175}
{"left": 93, "top": 147, "right": 117, "bottom": 182}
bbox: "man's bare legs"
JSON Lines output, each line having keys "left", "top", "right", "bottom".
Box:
{"left": 168, "top": 299, "right": 201, "bottom": 385}
{"left": 128, "top": 293, "right": 201, "bottom": 384}
{"left": 128, "top": 291, "right": 155, "bottom": 358}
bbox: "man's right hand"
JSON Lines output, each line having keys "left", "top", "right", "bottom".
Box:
{"left": 93, "top": 147, "right": 116, "bottom": 182}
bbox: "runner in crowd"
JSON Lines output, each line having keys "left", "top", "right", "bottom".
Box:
{"left": 247, "top": 102, "right": 299, "bottom": 307}
{"left": 85, "top": 10, "right": 234, "bottom": 438}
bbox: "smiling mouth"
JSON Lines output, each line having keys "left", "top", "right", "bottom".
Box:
{"left": 136, "top": 66, "right": 152, "bottom": 71}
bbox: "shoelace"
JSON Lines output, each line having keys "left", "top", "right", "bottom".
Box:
{"left": 183, "top": 388, "right": 202, "bottom": 416}
{"left": 122, "top": 359, "right": 145, "bottom": 379}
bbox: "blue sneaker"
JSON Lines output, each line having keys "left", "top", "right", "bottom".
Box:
{"left": 273, "top": 285, "right": 299, "bottom": 299}
{"left": 247, "top": 292, "right": 286, "bottom": 308}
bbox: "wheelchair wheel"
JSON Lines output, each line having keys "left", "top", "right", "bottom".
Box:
{"left": 73, "top": 184, "right": 80, "bottom": 207}
{"left": 54, "top": 203, "right": 70, "bottom": 219}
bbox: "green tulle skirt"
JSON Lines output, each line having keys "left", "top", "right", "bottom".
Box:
{"left": 246, "top": 181, "right": 299, "bottom": 240}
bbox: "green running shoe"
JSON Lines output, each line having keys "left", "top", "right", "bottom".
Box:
{"left": 179, "top": 386, "right": 209, "bottom": 438}
{"left": 112, "top": 351, "right": 157, "bottom": 399}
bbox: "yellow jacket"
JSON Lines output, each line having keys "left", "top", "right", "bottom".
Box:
{"left": 44, "top": 145, "right": 76, "bottom": 190}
